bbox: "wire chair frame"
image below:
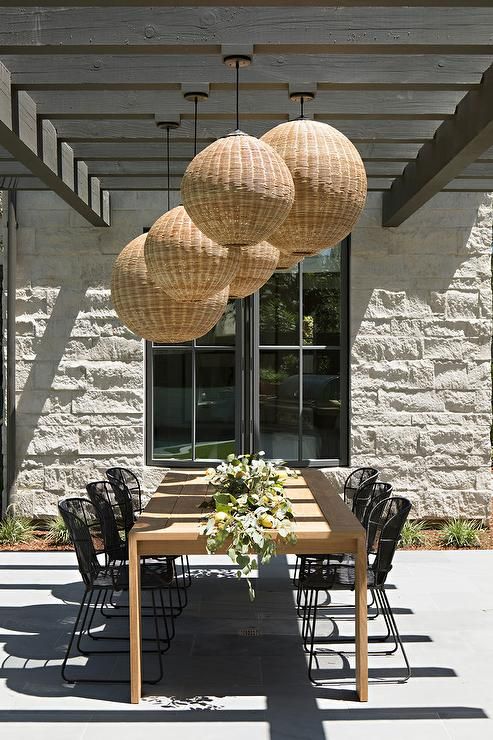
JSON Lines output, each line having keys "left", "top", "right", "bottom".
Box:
{"left": 299, "top": 496, "right": 412, "bottom": 684}
{"left": 107, "top": 468, "right": 192, "bottom": 593}
{"left": 106, "top": 467, "right": 143, "bottom": 514}
{"left": 58, "top": 497, "right": 171, "bottom": 684}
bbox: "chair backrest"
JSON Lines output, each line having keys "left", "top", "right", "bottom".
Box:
{"left": 351, "top": 477, "right": 387, "bottom": 526}
{"left": 343, "top": 467, "right": 379, "bottom": 506}
{"left": 367, "top": 497, "right": 412, "bottom": 586}
{"left": 106, "top": 467, "right": 142, "bottom": 514}
{"left": 104, "top": 476, "right": 135, "bottom": 537}
{"left": 361, "top": 481, "right": 393, "bottom": 537}
{"left": 58, "top": 498, "right": 101, "bottom": 589}
{"left": 85, "top": 481, "right": 127, "bottom": 562}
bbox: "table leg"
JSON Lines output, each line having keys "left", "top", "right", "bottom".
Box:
{"left": 129, "top": 536, "right": 142, "bottom": 703}
{"left": 355, "top": 536, "right": 368, "bottom": 701}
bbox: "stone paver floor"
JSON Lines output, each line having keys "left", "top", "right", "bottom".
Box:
{"left": 0, "top": 550, "right": 492, "bottom": 739}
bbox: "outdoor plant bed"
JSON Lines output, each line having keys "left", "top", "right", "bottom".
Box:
{"left": 399, "top": 516, "right": 493, "bottom": 551}
{"left": 0, "top": 531, "right": 73, "bottom": 552}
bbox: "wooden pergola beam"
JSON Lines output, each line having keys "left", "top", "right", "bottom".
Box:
{"left": 0, "top": 0, "right": 491, "bottom": 5}
{"left": 0, "top": 61, "right": 110, "bottom": 225}
{"left": 30, "top": 89, "right": 462, "bottom": 120}
{"left": 382, "top": 62, "right": 493, "bottom": 226}
{"left": 0, "top": 7, "right": 492, "bottom": 54}
{"left": 7, "top": 54, "right": 489, "bottom": 90}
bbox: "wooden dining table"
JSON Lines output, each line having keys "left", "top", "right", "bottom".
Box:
{"left": 128, "top": 468, "right": 368, "bottom": 703}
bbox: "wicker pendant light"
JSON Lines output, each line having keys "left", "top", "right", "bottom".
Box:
{"left": 181, "top": 56, "right": 295, "bottom": 248}
{"left": 277, "top": 250, "right": 302, "bottom": 270}
{"left": 229, "top": 242, "right": 280, "bottom": 299}
{"left": 145, "top": 205, "right": 240, "bottom": 301}
{"left": 261, "top": 94, "right": 367, "bottom": 255}
{"left": 111, "top": 233, "right": 229, "bottom": 343}
{"left": 145, "top": 93, "right": 240, "bottom": 301}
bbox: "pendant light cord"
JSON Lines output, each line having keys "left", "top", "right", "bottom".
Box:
{"left": 300, "top": 96, "right": 305, "bottom": 119}
{"left": 166, "top": 125, "right": 170, "bottom": 211}
{"left": 193, "top": 96, "right": 198, "bottom": 157}
{"left": 235, "top": 60, "right": 240, "bottom": 131}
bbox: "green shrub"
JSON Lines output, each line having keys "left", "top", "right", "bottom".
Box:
{"left": 0, "top": 510, "right": 34, "bottom": 545}
{"left": 440, "top": 518, "right": 482, "bottom": 548}
{"left": 45, "top": 516, "right": 72, "bottom": 546}
{"left": 399, "top": 520, "right": 426, "bottom": 548}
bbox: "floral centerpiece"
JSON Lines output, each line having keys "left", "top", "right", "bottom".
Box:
{"left": 200, "top": 452, "right": 297, "bottom": 599}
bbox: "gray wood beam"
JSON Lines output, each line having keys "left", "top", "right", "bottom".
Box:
{"left": 0, "top": 61, "right": 110, "bottom": 225}
{"left": 383, "top": 62, "right": 493, "bottom": 226}
{"left": 7, "top": 54, "right": 489, "bottom": 90}
{"left": 0, "top": 1, "right": 491, "bottom": 6}
{"left": 30, "top": 89, "right": 462, "bottom": 120}
{"left": 69, "top": 141, "right": 423, "bottom": 161}
{"left": 0, "top": 7, "right": 491, "bottom": 53}
{"left": 52, "top": 118, "right": 443, "bottom": 143}
{"left": 0, "top": 175, "right": 48, "bottom": 189}
{"left": 444, "top": 179, "right": 493, "bottom": 190}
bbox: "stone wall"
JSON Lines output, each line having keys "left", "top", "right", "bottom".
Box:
{"left": 348, "top": 191, "right": 492, "bottom": 519}
{"left": 8, "top": 189, "right": 493, "bottom": 519}
{"left": 12, "top": 191, "right": 176, "bottom": 515}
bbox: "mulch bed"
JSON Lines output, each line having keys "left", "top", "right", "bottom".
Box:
{"left": 0, "top": 530, "right": 73, "bottom": 552}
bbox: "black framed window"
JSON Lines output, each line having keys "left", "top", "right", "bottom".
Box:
{"left": 146, "top": 239, "right": 349, "bottom": 466}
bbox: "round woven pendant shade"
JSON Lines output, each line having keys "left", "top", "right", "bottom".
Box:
{"left": 261, "top": 119, "right": 367, "bottom": 254}
{"left": 229, "top": 242, "right": 280, "bottom": 299}
{"left": 144, "top": 205, "right": 240, "bottom": 301}
{"left": 277, "top": 250, "right": 302, "bottom": 270}
{"left": 181, "top": 132, "right": 295, "bottom": 248}
{"left": 111, "top": 233, "right": 229, "bottom": 343}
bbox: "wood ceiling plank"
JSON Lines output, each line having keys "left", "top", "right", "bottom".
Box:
{"left": 0, "top": 7, "right": 491, "bottom": 52}
{"left": 0, "top": 1, "right": 490, "bottom": 6}
{"left": 30, "top": 88, "right": 464, "bottom": 119}
{"left": 52, "top": 117, "right": 443, "bottom": 142}
{"left": 69, "top": 141, "right": 422, "bottom": 161}
{"left": 7, "top": 54, "right": 490, "bottom": 89}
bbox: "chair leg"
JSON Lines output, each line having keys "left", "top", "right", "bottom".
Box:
{"left": 142, "top": 589, "right": 164, "bottom": 685}
{"left": 62, "top": 589, "right": 90, "bottom": 682}
{"left": 379, "top": 588, "right": 411, "bottom": 682}
{"left": 307, "top": 589, "right": 319, "bottom": 683}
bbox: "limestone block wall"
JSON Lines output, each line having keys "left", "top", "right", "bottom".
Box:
{"left": 7, "top": 188, "right": 493, "bottom": 519}
{"left": 12, "top": 191, "right": 175, "bottom": 515}
{"left": 348, "top": 191, "right": 492, "bottom": 519}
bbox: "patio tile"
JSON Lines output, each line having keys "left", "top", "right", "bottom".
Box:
{"left": 0, "top": 551, "right": 493, "bottom": 739}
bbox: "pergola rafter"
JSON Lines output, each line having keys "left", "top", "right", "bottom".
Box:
{"left": 0, "top": 3, "right": 492, "bottom": 225}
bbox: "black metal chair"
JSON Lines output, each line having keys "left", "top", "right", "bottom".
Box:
{"left": 106, "top": 467, "right": 143, "bottom": 514}
{"left": 59, "top": 497, "right": 173, "bottom": 684}
{"left": 343, "top": 467, "right": 380, "bottom": 508}
{"left": 293, "top": 467, "right": 380, "bottom": 588}
{"left": 85, "top": 481, "right": 184, "bottom": 624}
{"left": 106, "top": 467, "right": 192, "bottom": 593}
{"left": 299, "top": 496, "right": 412, "bottom": 684}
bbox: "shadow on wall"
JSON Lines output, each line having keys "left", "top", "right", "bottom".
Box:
{"left": 14, "top": 282, "right": 90, "bottom": 477}
{"left": 350, "top": 192, "right": 488, "bottom": 346}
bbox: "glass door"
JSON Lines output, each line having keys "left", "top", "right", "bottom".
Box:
{"left": 147, "top": 241, "right": 348, "bottom": 466}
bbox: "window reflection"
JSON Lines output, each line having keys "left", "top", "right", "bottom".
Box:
{"left": 259, "top": 350, "right": 300, "bottom": 459}
{"left": 153, "top": 351, "right": 192, "bottom": 459}
{"left": 259, "top": 270, "right": 299, "bottom": 345}
{"left": 302, "top": 350, "right": 340, "bottom": 459}
{"left": 303, "top": 246, "right": 341, "bottom": 346}
{"left": 196, "top": 351, "right": 235, "bottom": 459}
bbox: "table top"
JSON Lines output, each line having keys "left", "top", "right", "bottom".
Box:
{"left": 129, "top": 468, "right": 365, "bottom": 555}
